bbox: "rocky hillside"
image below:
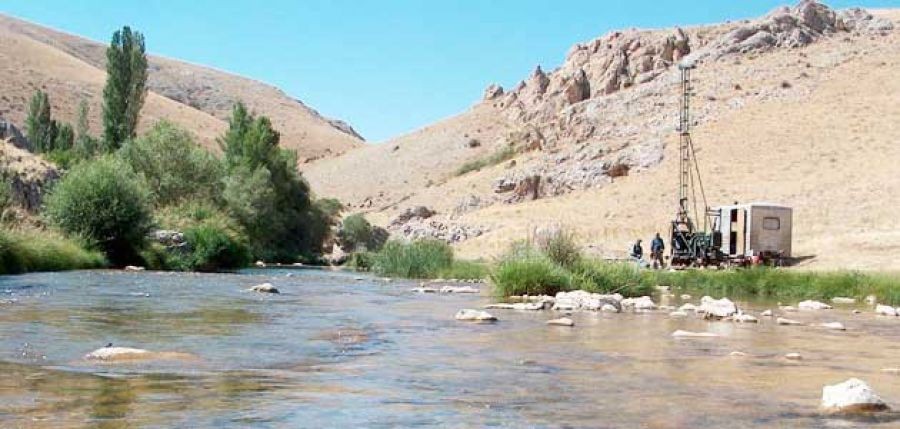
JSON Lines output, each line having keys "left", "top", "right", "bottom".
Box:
{"left": 0, "top": 13, "right": 363, "bottom": 158}
{"left": 305, "top": 1, "right": 900, "bottom": 270}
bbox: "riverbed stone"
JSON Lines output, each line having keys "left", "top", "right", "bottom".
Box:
{"left": 782, "top": 306, "right": 798, "bottom": 312}
{"left": 733, "top": 313, "right": 759, "bottom": 323}
{"left": 124, "top": 265, "right": 145, "bottom": 272}
{"left": 621, "top": 296, "right": 656, "bottom": 310}
{"left": 440, "top": 285, "right": 480, "bottom": 294}
{"left": 777, "top": 317, "right": 804, "bottom": 326}
{"left": 798, "top": 300, "right": 832, "bottom": 310}
{"left": 84, "top": 346, "right": 196, "bottom": 362}
{"left": 875, "top": 304, "right": 898, "bottom": 316}
{"left": 455, "top": 309, "right": 498, "bottom": 322}
{"left": 255, "top": 260, "right": 266, "bottom": 268}
{"left": 547, "top": 317, "right": 575, "bottom": 327}
{"left": 411, "top": 286, "right": 439, "bottom": 293}
{"left": 678, "top": 303, "right": 697, "bottom": 312}
{"left": 680, "top": 294, "right": 692, "bottom": 300}
{"left": 699, "top": 296, "right": 738, "bottom": 319}
{"left": 831, "top": 297, "right": 856, "bottom": 304}
{"left": 671, "top": 330, "right": 720, "bottom": 338}
{"left": 669, "top": 310, "right": 689, "bottom": 318}
{"left": 601, "top": 303, "right": 619, "bottom": 312}
{"left": 821, "top": 378, "right": 890, "bottom": 413}
{"left": 485, "top": 302, "right": 545, "bottom": 311}
{"left": 819, "top": 322, "right": 846, "bottom": 331}
{"left": 785, "top": 352, "right": 803, "bottom": 360}
{"left": 729, "top": 351, "right": 749, "bottom": 357}
{"left": 761, "top": 309, "right": 773, "bottom": 317}
{"left": 249, "top": 283, "right": 279, "bottom": 294}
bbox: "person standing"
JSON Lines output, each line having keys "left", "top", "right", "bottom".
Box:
{"left": 650, "top": 232, "right": 665, "bottom": 269}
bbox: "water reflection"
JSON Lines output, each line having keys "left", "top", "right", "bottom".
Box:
{"left": 0, "top": 269, "right": 898, "bottom": 427}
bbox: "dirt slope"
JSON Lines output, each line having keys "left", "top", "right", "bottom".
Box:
{"left": 305, "top": 3, "right": 900, "bottom": 270}
{"left": 0, "top": 13, "right": 362, "bottom": 158}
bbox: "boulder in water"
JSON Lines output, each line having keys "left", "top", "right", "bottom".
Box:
{"left": 699, "top": 296, "right": 738, "bottom": 319}
{"left": 547, "top": 317, "right": 575, "bottom": 327}
{"left": 455, "top": 309, "right": 497, "bottom": 322}
{"left": 875, "top": 304, "right": 898, "bottom": 316}
{"left": 798, "top": 300, "right": 832, "bottom": 310}
{"left": 821, "top": 378, "right": 890, "bottom": 413}
{"left": 124, "top": 265, "right": 145, "bottom": 272}
{"left": 819, "top": 322, "right": 846, "bottom": 331}
{"left": 777, "top": 317, "right": 804, "bottom": 326}
{"left": 249, "top": 283, "right": 279, "bottom": 294}
{"left": 440, "top": 285, "right": 480, "bottom": 294}
{"left": 672, "top": 330, "right": 719, "bottom": 338}
{"left": 84, "top": 346, "right": 196, "bottom": 362}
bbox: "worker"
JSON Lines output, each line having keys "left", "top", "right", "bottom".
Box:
{"left": 650, "top": 233, "right": 665, "bottom": 269}
{"left": 630, "top": 239, "right": 644, "bottom": 263}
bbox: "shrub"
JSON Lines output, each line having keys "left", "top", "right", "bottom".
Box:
{"left": 373, "top": 239, "right": 454, "bottom": 278}
{"left": 44, "top": 156, "right": 152, "bottom": 265}
{"left": 347, "top": 251, "right": 376, "bottom": 271}
{"left": 536, "top": 227, "right": 581, "bottom": 268}
{"left": 118, "top": 121, "right": 223, "bottom": 206}
{"left": 182, "top": 224, "right": 250, "bottom": 271}
{"left": 153, "top": 201, "right": 250, "bottom": 271}
{"left": 337, "top": 214, "right": 387, "bottom": 252}
{"left": 569, "top": 259, "right": 653, "bottom": 297}
{"left": 0, "top": 227, "right": 106, "bottom": 274}
{"left": 490, "top": 253, "right": 571, "bottom": 297}
{"left": 455, "top": 145, "right": 517, "bottom": 176}
{"left": 438, "top": 260, "right": 489, "bottom": 280}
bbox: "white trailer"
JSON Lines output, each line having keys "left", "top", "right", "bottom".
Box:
{"left": 713, "top": 203, "right": 792, "bottom": 260}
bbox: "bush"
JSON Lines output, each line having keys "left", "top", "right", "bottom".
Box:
{"left": 347, "top": 251, "right": 376, "bottom": 271}
{"left": 153, "top": 201, "right": 250, "bottom": 271}
{"left": 570, "top": 259, "right": 653, "bottom": 297}
{"left": 373, "top": 239, "right": 454, "bottom": 278}
{"left": 336, "top": 213, "right": 387, "bottom": 253}
{"left": 438, "top": 260, "right": 489, "bottom": 280}
{"left": 44, "top": 156, "right": 152, "bottom": 265}
{"left": 118, "top": 121, "right": 223, "bottom": 206}
{"left": 0, "top": 227, "right": 106, "bottom": 274}
{"left": 455, "top": 145, "right": 517, "bottom": 176}
{"left": 536, "top": 227, "right": 581, "bottom": 268}
{"left": 490, "top": 252, "right": 571, "bottom": 297}
{"left": 182, "top": 224, "right": 250, "bottom": 271}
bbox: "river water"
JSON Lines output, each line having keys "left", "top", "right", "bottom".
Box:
{"left": 0, "top": 268, "right": 898, "bottom": 428}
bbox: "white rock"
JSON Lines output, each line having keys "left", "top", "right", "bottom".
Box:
{"left": 455, "top": 309, "right": 497, "bottom": 322}
{"left": 729, "top": 351, "right": 748, "bottom": 357}
{"left": 249, "top": 283, "right": 279, "bottom": 294}
{"left": 880, "top": 368, "right": 900, "bottom": 374}
{"left": 761, "top": 309, "right": 773, "bottom": 317}
{"left": 733, "top": 313, "right": 759, "bottom": 323}
{"left": 85, "top": 347, "right": 149, "bottom": 360}
{"left": 601, "top": 303, "right": 619, "bottom": 313}
{"left": 621, "top": 296, "right": 656, "bottom": 310}
{"left": 699, "top": 296, "right": 738, "bottom": 318}
{"left": 440, "top": 285, "right": 480, "bottom": 294}
{"left": 798, "top": 300, "right": 832, "bottom": 310}
{"left": 875, "top": 304, "right": 898, "bottom": 316}
{"left": 831, "top": 297, "right": 856, "bottom": 304}
{"left": 124, "top": 265, "right": 145, "bottom": 272}
{"left": 819, "top": 322, "right": 846, "bottom": 331}
{"left": 547, "top": 317, "right": 575, "bottom": 327}
{"left": 678, "top": 303, "right": 697, "bottom": 312}
{"left": 680, "top": 294, "right": 692, "bottom": 300}
{"left": 485, "top": 302, "right": 544, "bottom": 311}
{"left": 669, "top": 310, "right": 689, "bottom": 318}
{"left": 777, "top": 317, "right": 803, "bottom": 326}
{"left": 821, "top": 378, "right": 889, "bottom": 413}
{"left": 553, "top": 290, "right": 621, "bottom": 311}
{"left": 671, "top": 330, "right": 720, "bottom": 338}
{"left": 255, "top": 260, "right": 266, "bottom": 268}
{"left": 782, "top": 306, "right": 797, "bottom": 312}
{"left": 411, "top": 287, "right": 439, "bottom": 293}
{"left": 785, "top": 353, "right": 803, "bottom": 360}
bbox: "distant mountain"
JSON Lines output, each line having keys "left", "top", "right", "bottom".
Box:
{"left": 0, "top": 13, "right": 363, "bottom": 159}
{"left": 304, "top": 1, "right": 900, "bottom": 270}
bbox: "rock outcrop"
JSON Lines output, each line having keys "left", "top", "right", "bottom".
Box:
{"left": 0, "top": 139, "right": 59, "bottom": 213}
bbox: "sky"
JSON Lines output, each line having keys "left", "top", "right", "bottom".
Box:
{"left": 1, "top": 0, "right": 896, "bottom": 142}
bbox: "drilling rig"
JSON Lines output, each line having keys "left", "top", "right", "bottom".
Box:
{"left": 669, "top": 63, "right": 724, "bottom": 267}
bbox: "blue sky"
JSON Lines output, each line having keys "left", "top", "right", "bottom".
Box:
{"left": 1, "top": 0, "right": 895, "bottom": 142}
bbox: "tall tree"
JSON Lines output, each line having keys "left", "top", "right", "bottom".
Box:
{"left": 25, "top": 90, "right": 56, "bottom": 153}
{"left": 74, "top": 99, "right": 97, "bottom": 157}
{"left": 102, "top": 26, "right": 148, "bottom": 150}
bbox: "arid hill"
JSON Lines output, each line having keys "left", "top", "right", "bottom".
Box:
{"left": 304, "top": 1, "right": 900, "bottom": 270}
{"left": 0, "top": 13, "right": 362, "bottom": 158}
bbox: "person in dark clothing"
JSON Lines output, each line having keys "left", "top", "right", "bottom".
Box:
{"left": 631, "top": 239, "right": 643, "bottom": 261}
{"left": 650, "top": 233, "right": 665, "bottom": 269}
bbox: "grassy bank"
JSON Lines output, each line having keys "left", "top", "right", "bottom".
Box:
{"left": 0, "top": 228, "right": 106, "bottom": 275}
{"left": 350, "top": 239, "right": 488, "bottom": 280}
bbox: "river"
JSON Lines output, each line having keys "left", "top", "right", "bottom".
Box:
{"left": 0, "top": 268, "right": 897, "bottom": 428}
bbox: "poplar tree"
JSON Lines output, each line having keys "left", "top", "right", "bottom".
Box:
{"left": 25, "top": 90, "right": 55, "bottom": 152}
{"left": 102, "top": 26, "right": 148, "bottom": 150}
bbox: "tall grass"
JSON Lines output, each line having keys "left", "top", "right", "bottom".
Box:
{"left": 570, "top": 259, "right": 654, "bottom": 297}
{"left": 437, "top": 260, "right": 489, "bottom": 280}
{"left": 455, "top": 146, "right": 517, "bottom": 176}
{"left": 0, "top": 228, "right": 106, "bottom": 274}
{"left": 373, "top": 239, "right": 454, "bottom": 278}
{"left": 491, "top": 253, "right": 571, "bottom": 297}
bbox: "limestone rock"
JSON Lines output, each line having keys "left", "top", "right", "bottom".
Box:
{"left": 440, "top": 285, "right": 480, "bottom": 294}
{"left": 875, "top": 304, "right": 898, "bottom": 316}
{"left": 733, "top": 313, "right": 759, "bottom": 323}
{"left": 547, "top": 317, "right": 575, "bottom": 327}
{"left": 124, "top": 265, "right": 145, "bottom": 272}
{"left": 699, "top": 296, "right": 738, "bottom": 318}
{"left": 621, "top": 296, "right": 656, "bottom": 310}
{"left": 672, "top": 330, "right": 720, "bottom": 338}
{"left": 483, "top": 84, "right": 504, "bottom": 101}
{"left": 798, "top": 300, "right": 832, "bottom": 310}
{"left": 761, "top": 309, "right": 774, "bottom": 317}
{"left": 819, "top": 322, "right": 846, "bottom": 331}
{"left": 455, "top": 309, "right": 498, "bottom": 322}
{"left": 669, "top": 310, "right": 688, "bottom": 318}
{"left": 785, "top": 352, "right": 803, "bottom": 360}
{"left": 777, "top": 317, "right": 803, "bottom": 326}
{"left": 821, "top": 378, "right": 890, "bottom": 413}
{"left": 249, "top": 283, "right": 279, "bottom": 294}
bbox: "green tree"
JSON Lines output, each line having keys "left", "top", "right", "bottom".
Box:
{"left": 53, "top": 122, "right": 74, "bottom": 152}
{"left": 44, "top": 155, "right": 152, "bottom": 265}
{"left": 118, "top": 121, "right": 223, "bottom": 206}
{"left": 74, "top": 99, "right": 98, "bottom": 158}
{"left": 102, "top": 26, "right": 148, "bottom": 150}
{"left": 25, "top": 90, "right": 56, "bottom": 153}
